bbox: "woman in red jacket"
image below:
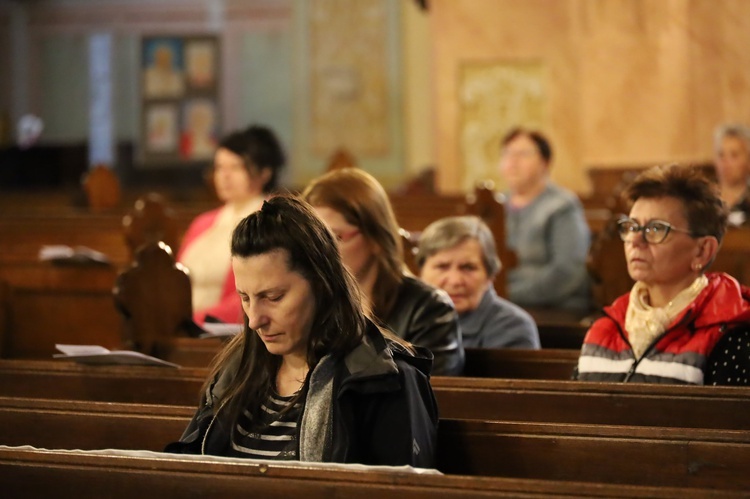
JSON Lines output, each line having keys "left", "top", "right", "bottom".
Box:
{"left": 178, "top": 125, "right": 286, "bottom": 324}
{"left": 576, "top": 164, "right": 750, "bottom": 385}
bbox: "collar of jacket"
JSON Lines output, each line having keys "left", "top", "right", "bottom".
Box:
{"left": 300, "top": 319, "right": 433, "bottom": 462}
{"left": 603, "top": 272, "right": 750, "bottom": 333}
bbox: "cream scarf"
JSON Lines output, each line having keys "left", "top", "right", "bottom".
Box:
{"left": 624, "top": 275, "right": 708, "bottom": 359}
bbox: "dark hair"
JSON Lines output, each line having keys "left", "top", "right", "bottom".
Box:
{"left": 501, "top": 127, "right": 553, "bottom": 164}
{"left": 205, "top": 195, "right": 366, "bottom": 421}
{"left": 622, "top": 164, "right": 728, "bottom": 243}
{"left": 218, "top": 125, "right": 286, "bottom": 193}
{"left": 416, "top": 216, "right": 502, "bottom": 278}
{"left": 302, "top": 168, "right": 405, "bottom": 321}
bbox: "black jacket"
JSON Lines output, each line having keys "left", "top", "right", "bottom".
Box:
{"left": 164, "top": 321, "right": 439, "bottom": 468}
{"left": 385, "top": 275, "right": 465, "bottom": 376}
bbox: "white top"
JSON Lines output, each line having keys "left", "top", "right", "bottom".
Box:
{"left": 180, "top": 197, "right": 263, "bottom": 312}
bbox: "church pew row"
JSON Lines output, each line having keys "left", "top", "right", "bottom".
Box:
{"left": 0, "top": 396, "right": 747, "bottom": 491}
{"left": 0, "top": 360, "right": 749, "bottom": 431}
{"left": 0, "top": 214, "right": 133, "bottom": 267}
{"left": 0, "top": 265, "right": 123, "bottom": 358}
{"left": 0, "top": 206, "right": 199, "bottom": 268}
{"left": 0, "top": 263, "right": 588, "bottom": 360}
{"left": 463, "top": 347, "right": 578, "bottom": 378}
{"left": 0, "top": 447, "right": 732, "bottom": 499}
{"left": 159, "top": 340, "right": 584, "bottom": 372}
{"left": 160, "top": 340, "right": 583, "bottom": 371}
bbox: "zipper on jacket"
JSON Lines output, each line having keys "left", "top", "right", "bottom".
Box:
{"left": 201, "top": 399, "right": 228, "bottom": 455}
{"left": 614, "top": 309, "right": 696, "bottom": 383}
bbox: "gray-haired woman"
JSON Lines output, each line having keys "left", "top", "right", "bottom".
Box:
{"left": 417, "top": 215, "right": 540, "bottom": 350}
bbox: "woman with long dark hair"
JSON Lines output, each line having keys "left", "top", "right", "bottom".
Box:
{"left": 166, "top": 196, "right": 438, "bottom": 466}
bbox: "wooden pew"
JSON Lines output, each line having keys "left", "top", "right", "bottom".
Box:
{"left": 436, "top": 419, "right": 750, "bottom": 490}
{"left": 0, "top": 447, "right": 731, "bottom": 499}
{"left": 0, "top": 192, "right": 200, "bottom": 270}
{"left": 0, "top": 280, "right": 8, "bottom": 357}
{"left": 432, "top": 376, "right": 750, "bottom": 430}
{"left": 158, "top": 335, "right": 582, "bottom": 373}
{"left": 2, "top": 360, "right": 750, "bottom": 431}
{"left": 388, "top": 192, "right": 465, "bottom": 234}
{"left": 158, "top": 336, "right": 225, "bottom": 367}
{"left": 0, "top": 360, "right": 206, "bottom": 406}
{"left": 113, "top": 241, "right": 195, "bottom": 355}
{"left": 0, "top": 235, "right": 199, "bottom": 360}
{"left": 0, "top": 397, "right": 748, "bottom": 491}
{"left": 121, "top": 192, "right": 181, "bottom": 260}
{"left": 0, "top": 264, "right": 123, "bottom": 358}
{"left": 0, "top": 195, "right": 202, "bottom": 359}
{"left": 713, "top": 227, "right": 750, "bottom": 286}
{"left": 463, "top": 348, "right": 578, "bottom": 379}
{"left": 166, "top": 331, "right": 586, "bottom": 370}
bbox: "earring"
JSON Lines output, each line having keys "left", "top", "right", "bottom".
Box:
{"left": 693, "top": 263, "right": 703, "bottom": 271}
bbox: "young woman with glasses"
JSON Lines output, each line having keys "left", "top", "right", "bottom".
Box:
{"left": 302, "top": 168, "right": 465, "bottom": 376}
{"left": 576, "top": 164, "right": 750, "bottom": 385}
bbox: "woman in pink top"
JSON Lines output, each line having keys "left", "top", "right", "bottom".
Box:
{"left": 178, "top": 125, "right": 286, "bottom": 324}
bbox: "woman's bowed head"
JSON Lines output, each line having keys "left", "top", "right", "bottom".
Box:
{"left": 577, "top": 164, "right": 750, "bottom": 385}
{"left": 165, "top": 195, "right": 439, "bottom": 466}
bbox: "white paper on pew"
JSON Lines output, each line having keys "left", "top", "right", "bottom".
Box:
{"left": 0, "top": 445, "right": 442, "bottom": 475}
{"left": 38, "top": 245, "right": 111, "bottom": 266}
{"left": 199, "top": 323, "right": 242, "bottom": 338}
{"left": 53, "top": 344, "right": 180, "bottom": 368}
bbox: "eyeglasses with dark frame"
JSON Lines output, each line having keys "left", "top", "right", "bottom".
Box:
{"left": 616, "top": 217, "right": 694, "bottom": 244}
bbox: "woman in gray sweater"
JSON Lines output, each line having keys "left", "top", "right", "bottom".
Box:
{"left": 499, "top": 127, "right": 592, "bottom": 313}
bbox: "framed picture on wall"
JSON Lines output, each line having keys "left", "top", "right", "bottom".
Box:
{"left": 185, "top": 39, "right": 217, "bottom": 90}
{"left": 144, "top": 103, "right": 178, "bottom": 153}
{"left": 140, "top": 35, "right": 219, "bottom": 166}
{"left": 180, "top": 98, "right": 218, "bottom": 160}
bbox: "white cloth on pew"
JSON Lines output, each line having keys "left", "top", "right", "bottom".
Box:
{"left": 0, "top": 445, "right": 442, "bottom": 475}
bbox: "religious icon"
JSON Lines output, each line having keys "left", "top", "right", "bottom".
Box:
{"left": 185, "top": 40, "right": 216, "bottom": 90}
{"left": 143, "top": 38, "right": 185, "bottom": 99}
{"left": 140, "top": 35, "right": 219, "bottom": 164}
{"left": 180, "top": 99, "right": 217, "bottom": 159}
{"left": 145, "top": 104, "right": 178, "bottom": 153}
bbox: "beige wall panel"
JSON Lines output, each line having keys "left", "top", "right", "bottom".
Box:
{"left": 431, "top": 0, "right": 582, "bottom": 194}
{"left": 430, "top": 0, "right": 750, "bottom": 196}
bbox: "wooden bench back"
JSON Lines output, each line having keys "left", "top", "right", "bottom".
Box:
{"left": 713, "top": 227, "right": 750, "bottom": 286}
{"left": 0, "top": 280, "right": 8, "bottom": 357}
{"left": 462, "top": 348, "right": 578, "bottom": 379}
{"left": 0, "top": 397, "right": 747, "bottom": 490}
{"left": 0, "top": 446, "right": 728, "bottom": 499}
{"left": 3, "top": 359, "right": 750, "bottom": 431}
{"left": 113, "top": 242, "right": 193, "bottom": 355}
{"left": 435, "top": 418, "right": 750, "bottom": 490}
{"left": 122, "top": 192, "right": 180, "bottom": 260}
{"left": 82, "top": 165, "right": 122, "bottom": 212}
{"left": 0, "top": 265, "right": 121, "bottom": 358}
